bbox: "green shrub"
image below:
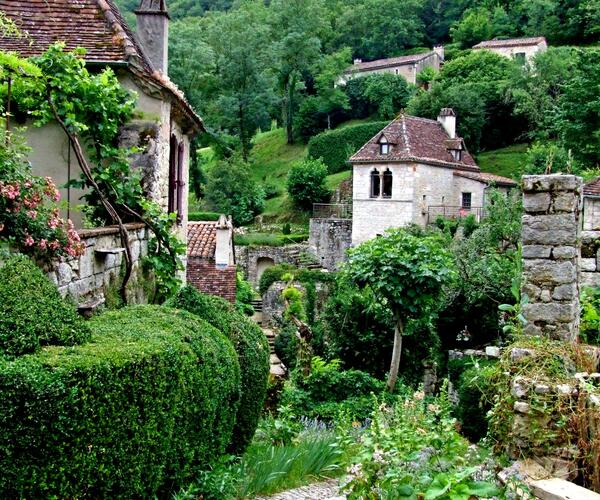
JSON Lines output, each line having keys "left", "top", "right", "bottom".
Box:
{"left": 287, "top": 158, "right": 331, "bottom": 211}
{"left": 189, "top": 211, "right": 222, "bottom": 221}
{"left": 274, "top": 323, "right": 299, "bottom": 370}
{"left": 0, "top": 305, "right": 240, "bottom": 498}
{"left": 234, "top": 233, "right": 309, "bottom": 247}
{"left": 307, "top": 121, "right": 388, "bottom": 174}
{"left": 0, "top": 255, "right": 90, "bottom": 357}
{"left": 167, "top": 286, "right": 270, "bottom": 453}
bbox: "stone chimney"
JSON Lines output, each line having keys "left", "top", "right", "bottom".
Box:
{"left": 135, "top": 0, "right": 169, "bottom": 74}
{"left": 215, "top": 215, "right": 233, "bottom": 269}
{"left": 354, "top": 58, "right": 362, "bottom": 65}
{"left": 437, "top": 108, "right": 456, "bottom": 139}
{"left": 433, "top": 45, "right": 445, "bottom": 61}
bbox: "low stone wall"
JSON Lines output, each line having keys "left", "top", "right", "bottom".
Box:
{"left": 48, "top": 223, "right": 151, "bottom": 306}
{"left": 187, "top": 257, "right": 236, "bottom": 303}
{"left": 308, "top": 218, "right": 352, "bottom": 271}
{"left": 581, "top": 231, "right": 600, "bottom": 288}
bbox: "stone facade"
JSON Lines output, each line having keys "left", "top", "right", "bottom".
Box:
{"left": 48, "top": 223, "right": 151, "bottom": 306}
{"left": 472, "top": 37, "right": 547, "bottom": 63}
{"left": 308, "top": 218, "right": 352, "bottom": 271}
{"left": 521, "top": 175, "right": 582, "bottom": 342}
{"left": 187, "top": 258, "right": 236, "bottom": 303}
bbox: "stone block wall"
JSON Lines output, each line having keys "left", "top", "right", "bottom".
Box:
{"left": 521, "top": 175, "right": 582, "bottom": 342}
{"left": 187, "top": 257, "right": 236, "bottom": 303}
{"left": 48, "top": 223, "right": 151, "bottom": 306}
{"left": 308, "top": 218, "right": 352, "bottom": 271}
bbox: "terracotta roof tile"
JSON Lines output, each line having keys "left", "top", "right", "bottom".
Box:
{"left": 350, "top": 114, "right": 479, "bottom": 169}
{"left": 187, "top": 222, "right": 217, "bottom": 259}
{"left": 0, "top": 0, "right": 203, "bottom": 132}
{"left": 584, "top": 178, "right": 600, "bottom": 197}
{"left": 453, "top": 170, "right": 517, "bottom": 187}
{"left": 473, "top": 37, "right": 547, "bottom": 49}
{"left": 346, "top": 51, "right": 436, "bottom": 73}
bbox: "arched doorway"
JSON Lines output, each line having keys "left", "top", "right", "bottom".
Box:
{"left": 256, "top": 257, "right": 275, "bottom": 286}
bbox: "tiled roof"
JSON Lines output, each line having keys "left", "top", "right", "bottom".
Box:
{"left": 584, "top": 178, "right": 600, "bottom": 197}
{"left": 0, "top": 0, "right": 203, "bottom": 132}
{"left": 350, "top": 114, "right": 479, "bottom": 169}
{"left": 188, "top": 222, "right": 217, "bottom": 259}
{"left": 453, "top": 171, "right": 517, "bottom": 187}
{"left": 473, "top": 37, "right": 547, "bottom": 49}
{"left": 346, "top": 52, "right": 436, "bottom": 74}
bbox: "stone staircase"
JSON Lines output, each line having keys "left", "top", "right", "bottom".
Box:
{"left": 251, "top": 298, "right": 286, "bottom": 376}
{"left": 287, "top": 248, "right": 324, "bottom": 271}
{"left": 251, "top": 298, "right": 263, "bottom": 325}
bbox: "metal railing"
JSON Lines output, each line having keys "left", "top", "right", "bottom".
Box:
{"left": 312, "top": 203, "right": 352, "bottom": 219}
{"left": 427, "top": 205, "right": 485, "bottom": 224}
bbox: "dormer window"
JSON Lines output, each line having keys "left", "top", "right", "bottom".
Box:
{"left": 379, "top": 135, "right": 391, "bottom": 155}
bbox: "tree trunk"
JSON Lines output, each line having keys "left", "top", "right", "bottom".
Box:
{"left": 387, "top": 316, "right": 403, "bottom": 392}
{"left": 286, "top": 75, "right": 296, "bottom": 145}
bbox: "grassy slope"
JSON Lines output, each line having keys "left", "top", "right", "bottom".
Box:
{"left": 476, "top": 143, "right": 529, "bottom": 179}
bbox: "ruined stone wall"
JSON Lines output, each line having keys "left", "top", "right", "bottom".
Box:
{"left": 308, "top": 218, "right": 352, "bottom": 271}
{"left": 521, "top": 175, "right": 582, "bottom": 342}
{"left": 48, "top": 223, "right": 151, "bottom": 307}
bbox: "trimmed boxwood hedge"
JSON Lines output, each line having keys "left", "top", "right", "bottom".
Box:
{"left": 167, "top": 286, "right": 270, "bottom": 453}
{"left": 0, "top": 255, "right": 90, "bottom": 357}
{"left": 307, "top": 121, "right": 388, "bottom": 174}
{"left": 0, "top": 305, "right": 241, "bottom": 498}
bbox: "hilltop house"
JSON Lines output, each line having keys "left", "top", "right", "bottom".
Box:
{"left": 187, "top": 217, "right": 237, "bottom": 303}
{"left": 0, "top": 0, "right": 203, "bottom": 232}
{"left": 349, "top": 109, "right": 517, "bottom": 245}
{"left": 339, "top": 47, "right": 444, "bottom": 86}
{"left": 473, "top": 37, "right": 547, "bottom": 63}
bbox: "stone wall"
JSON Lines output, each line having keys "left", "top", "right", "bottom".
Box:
{"left": 521, "top": 175, "right": 582, "bottom": 342}
{"left": 187, "top": 257, "right": 236, "bottom": 303}
{"left": 48, "top": 223, "right": 151, "bottom": 307}
{"left": 308, "top": 218, "right": 352, "bottom": 271}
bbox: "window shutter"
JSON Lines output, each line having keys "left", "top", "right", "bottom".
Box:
{"left": 176, "top": 142, "right": 185, "bottom": 224}
{"left": 168, "top": 135, "right": 177, "bottom": 214}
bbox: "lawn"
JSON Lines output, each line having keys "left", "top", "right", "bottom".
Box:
{"left": 476, "top": 143, "right": 529, "bottom": 179}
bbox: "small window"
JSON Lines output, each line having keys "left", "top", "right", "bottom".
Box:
{"left": 514, "top": 52, "right": 526, "bottom": 65}
{"left": 370, "top": 169, "right": 381, "bottom": 198}
{"left": 395, "top": 69, "right": 399, "bottom": 75}
{"left": 382, "top": 169, "right": 393, "bottom": 198}
{"left": 461, "top": 192, "right": 472, "bottom": 209}
{"left": 379, "top": 136, "right": 391, "bottom": 155}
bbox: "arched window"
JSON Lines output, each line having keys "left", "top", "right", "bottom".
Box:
{"left": 370, "top": 169, "right": 380, "bottom": 198}
{"left": 382, "top": 168, "right": 393, "bottom": 198}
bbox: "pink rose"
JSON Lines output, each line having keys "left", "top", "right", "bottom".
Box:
{"left": 24, "top": 235, "right": 35, "bottom": 247}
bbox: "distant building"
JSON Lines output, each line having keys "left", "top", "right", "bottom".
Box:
{"left": 349, "top": 109, "right": 517, "bottom": 245}
{"left": 583, "top": 178, "right": 600, "bottom": 231}
{"left": 187, "top": 216, "right": 237, "bottom": 303}
{"left": 339, "top": 47, "right": 444, "bottom": 86}
{"left": 472, "top": 37, "right": 547, "bottom": 63}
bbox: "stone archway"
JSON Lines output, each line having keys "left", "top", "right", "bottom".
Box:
{"left": 256, "top": 257, "right": 275, "bottom": 285}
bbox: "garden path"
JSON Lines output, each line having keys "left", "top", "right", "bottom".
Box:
{"left": 255, "top": 479, "right": 344, "bottom": 499}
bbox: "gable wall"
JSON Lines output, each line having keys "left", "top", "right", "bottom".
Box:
{"left": 474, "top": 42, "right": 546, "bottom": 62}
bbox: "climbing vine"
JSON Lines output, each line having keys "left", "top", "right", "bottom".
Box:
{"left": 3, "top": 44, "right": 185, "bottom": 301}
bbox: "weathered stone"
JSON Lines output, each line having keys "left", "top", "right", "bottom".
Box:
{"left": 529, "top": 478, "right": 600, "bottom": 500}
{"left": 47, "top": 272, "right": 58, "bottom": 286}
{"left": 540, "top": 289, "right": 552, "bottom": 302}
{"left": 552, "top": 283, "right": 577, "bottom": 301}
{"left": 552, "top": 192, "right": 579, "bottom": 213}
{"left": 552, "top": 246, "right": 578, "bottom": 260}
{"left": 523, "top": 192, "right": 551, "bottom": 212}
{"left": 522, "top": 174, "right": 582, "bottom": 194}
{"left": 514, "top": 401, "right": 531, "bottom": 414}
{"left": 535, "top": 383, "right": 551, "bottom": 394}
{"left": 581, "top": 258, "right": 597, "bottom": 272}
{"left": 536, "top": 456, "right": 578, "bottom": 481}
{"left": 556, "top": 384, "right": 576, "bottom": 396}
{"left": 511, "top": 347, "right": 536, "bottom": 363}
{"left": 79, "top": 254, "right": 94, "bottom": 279}
{"left": 581, "top": 272, "right": 600, "bottom": 288}
{"left": 523, "top": 260, "right": 576, "bottom": 285}
{"left": 523, "top": 283, "right": 542, "bottom": 301}
{"left": 57, "top": 262, "right": 73, "bottom": 286}
{"left": 523, "top": 245, "right": 553, "bottom": 259}
{"left": 512, "top": 377, "right": 529, "bottom": 398}
{"left": 522, "top": 303, "right": 577, "bottom": 323}
{"left": 485, "top": 346, "right": 501, "bottom": 358}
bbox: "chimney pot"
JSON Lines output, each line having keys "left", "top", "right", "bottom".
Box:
{"left": 437, "top": 108, "right": 457, "bottom": 138}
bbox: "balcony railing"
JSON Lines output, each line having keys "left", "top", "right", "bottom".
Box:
{"left": 312, "top": 203, "right": 352, "bottom": 219}
{"left": 427, "top": 205, "right": 485, "bottom": 224}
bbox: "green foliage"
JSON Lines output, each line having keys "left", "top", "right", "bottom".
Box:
{"left": 205, "top": 156, "right": 265, "bottom": 226}
{"left": 361, "top": 73, "right": 415, "bottom": 120}
{"left": 307, "top": 121, "right": 388, "bottom": 174}
{"left": 286, "top": 158, "right": 331, "bottom": 211}
{"left": 450, "top": 7, "right": 493, "bottom": 48}
{"left": 523, "top": 141, "right": 578, "bottom": 175}
{"left": 0, "top": 256, "right": 90, "bottom": 357}
{"left": 167, "top": 286, "right": 270, "bottom": 453}
{"left": 341, "top": 387, "right": 502, "bottom": 499}
{"left": 236, "top": 272, "right": 256, "bottom": 316}
{"left": 0, "top": 305, "right": 240, "bottom": 498}
{"left": 234, "top": 232, "right": 309, "bottom": 247}
{"left": 189, "top": 211, "right": 222, "bottom": 221}
{"left": 581, "top": 287, "right": 600, "bottom": 345}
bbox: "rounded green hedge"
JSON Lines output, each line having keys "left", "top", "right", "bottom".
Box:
{"left": 0, "top": 305, "right": 241, "bottom": 498}
{"left": 167, "top": 286, "right": 269, "bottom": 453}
{"left": 0, "top": 255, "right": 90, "bottom": 357}
{"left": 307, "top": 121, "right": 388, "bottom": 174}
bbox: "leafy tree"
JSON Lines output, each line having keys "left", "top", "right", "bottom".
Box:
{"left": 205, "top": 156, "right": 265, "bottom": 226}
{"left": 450, "top": 8, "right": 494, "bottom": 49}
{"left": 362, "top": 73, "right": 414, "bottom": 120}
{"left": 346, "top": 229, "right": 455, "bottom": 392}
{"left": 313, "top": 48, "right": 352, "bottom": 129}
{"left": 286, "top": 158, "right": 331, "bottom": 211}
{"left": 522, "top": 142, "right": 578, "bottom": 175}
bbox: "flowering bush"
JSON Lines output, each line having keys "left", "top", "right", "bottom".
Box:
{"left": 0, "top": 132, "right": 84, "bottom": 259}
{"left": 340, "top": 384, "right": 502, "bottom": 499}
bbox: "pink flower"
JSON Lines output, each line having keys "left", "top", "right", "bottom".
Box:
{"left": 49, "top": 240, "right": 60, "bottom": 251}
{"left": 24, "top": 235, "right": 35, "bottom": 247}
{"left": 38, "top": 239, "right": 48, "bottom": 250}
{"left": 0, "top": 223, "right": 4, "bottom": 232}
{"left": 27, "top": 210, "right": 37, "bottom": 219}
{"left": 48, "top": 217, "right": 60, "bottom": 229}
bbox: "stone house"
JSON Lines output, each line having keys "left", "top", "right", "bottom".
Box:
{"left": 349, "top": 108, "right": 517, "bottom": 245}
{"left": 583, "top": 178, "right": 600, "bottom": 231}
{"left": 187, "top": 217, "right": 237, "bottom": 303}
{"left": 0, "top": 0, "right": 204, "bottom": 305}
{"left": 339, "top": 47, "right": 444, "bottom": 86}
{"left": 0, "top": 0, "right": 204, "bottom": 233}
{"left": 472, "top": 37, "right": 548, "bottom": 63}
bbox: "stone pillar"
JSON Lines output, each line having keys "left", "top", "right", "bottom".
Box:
{"left": 521, "top": 175, "right": 582, "bottom": 342}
